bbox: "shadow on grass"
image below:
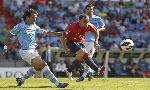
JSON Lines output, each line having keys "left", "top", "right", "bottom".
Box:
{"left": 0, "top": 86, "right": 52, "bottom": 88}
{"left": 0, "top": 86, "right": 73, "bottom": 90}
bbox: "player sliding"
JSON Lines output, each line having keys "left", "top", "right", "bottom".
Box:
{"left": 60, "top": 14, "right": 105, "bottom": 80}
{"left": 3, "top": 8, "right": 68, "bottom": 88}
{"left": 76, "top": 4, "right": 105, "bottom": 82}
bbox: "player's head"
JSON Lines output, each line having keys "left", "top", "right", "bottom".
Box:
{"left": 79, "top": 14, "right": 89, "bottom": 27}
{"left": 85, "top": 4, "right": 94, "bottom": 15}
{"left": 23, "top": 8, "right": 38, "bottom": 24}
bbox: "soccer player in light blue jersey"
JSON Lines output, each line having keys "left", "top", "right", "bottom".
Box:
{"left": 76, "top": 4, "right": 105, "bottom": 82}
{"left": 3, "top": 9, "right": 68, "bottom": 88}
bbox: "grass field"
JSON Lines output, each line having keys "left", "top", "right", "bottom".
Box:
{"left": 0, "top": 78, "right": 150, "bottom": 90}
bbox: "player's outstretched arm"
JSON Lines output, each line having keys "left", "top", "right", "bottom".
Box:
{"left": 43, "top": 30, "right": 62, "bottom": 36}
{"left": 3, "top": 33, "right": 14, "bottom": 55}
{"left": 97, "top": 26, "right": 105, "bottom": 32}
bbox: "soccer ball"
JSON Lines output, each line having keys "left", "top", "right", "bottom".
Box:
{"left": 120, "top": 39, "right": 134, "bottom": 51}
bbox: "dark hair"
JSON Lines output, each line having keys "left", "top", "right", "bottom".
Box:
{"left": 22, "top": 8, "right": 38, "bottom": 20}
{"left": 79, "top": 14, "right": 88, "bottom": 20}
{"left": 85, "top": 4, "right": 94, "bottom": 9}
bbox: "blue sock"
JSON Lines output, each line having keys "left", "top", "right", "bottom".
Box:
{"left": 42, "top": 66, "right": 59, "bottom": 86}
{"left": 83, "top": 53, "right": 98, "bottom": 71}
{"left": 22, "top": 67, "right": 36, "bottom": 81}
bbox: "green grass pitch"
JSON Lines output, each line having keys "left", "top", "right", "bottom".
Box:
{"left": 0, "top": 78, "right": 150, "bottom": 90}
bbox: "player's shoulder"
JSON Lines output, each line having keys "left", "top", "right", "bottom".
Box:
{"left": 92, "top": 15, "right": 102, "bottom": 19}
{"left": 70, "top": 21, "right": 78, "bottom": 25}
{"left": 68, "top": 21, "right": 78, "bottom": 28}
{"left": 88, "top": 22, "right": 96, "bottom": 28}
{"left": 16, "top": 21, "right": 26, "bottom": 27}
{"left": 13, "top": 22, "right": 23, "bottom": 29}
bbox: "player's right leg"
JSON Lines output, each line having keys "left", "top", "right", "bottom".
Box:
{"left": 16, "top": 67, "right": 36, "bottom": 86}
{"left": 16, "top": 49, "right": 38, "bottom": 86}
{"left": 66, "top": 42, "right": 104, "bottom": 76}
{"left": 76, "top": 49, "right": 105, "bottom": 76}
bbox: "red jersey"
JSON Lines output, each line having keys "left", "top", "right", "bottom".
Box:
{"left": 65, "top": 21, "right": 97, "bottom": 43}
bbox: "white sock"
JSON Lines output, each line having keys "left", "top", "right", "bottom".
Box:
{"left": 22, "top": 67, "right": 36, "bottom": 82}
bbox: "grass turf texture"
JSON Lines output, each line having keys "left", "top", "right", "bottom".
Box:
{"left": 0, "top": 78, "right": 150, "bottom": 90}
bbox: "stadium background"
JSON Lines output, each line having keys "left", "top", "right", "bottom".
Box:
{"left": 0, "top": 0, "right": 150, "bottom": 78}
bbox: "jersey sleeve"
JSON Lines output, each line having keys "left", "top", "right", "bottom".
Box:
{"left": 10, "top": 24, "right": 20, "bottom": 35}
{"left": 98, "top": 17, "right": 105, "bottom": 27}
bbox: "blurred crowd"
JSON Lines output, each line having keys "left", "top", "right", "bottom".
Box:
{"left": 0, "top": 0, "right": 150, "bottom": 78}
{"left": 0, "top": 0, "right": 150, "bottom": 52}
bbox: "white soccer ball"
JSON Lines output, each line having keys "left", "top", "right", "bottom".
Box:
{"left": 120, "top": 39, "right": 134, "bottom": 51}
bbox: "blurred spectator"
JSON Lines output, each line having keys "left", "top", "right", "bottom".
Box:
{"left": 138, "top": 59, "right": 149, "bottom": 72}
{"left": 125, "top": 58, "right": 145, "bottom": 77}
{"left": 113, "top": 58, "right": 126, "bottom": 76}
{"left": 109, "top": 41, "right": 120, "bottom": 50}
{"left": 54, "top": 60, "right": 67, "bottom": 77}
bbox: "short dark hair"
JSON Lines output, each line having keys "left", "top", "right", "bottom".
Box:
{"left": 23, "top": 8, "right": 38, "bottom": 20}
{"left": 79, "top": 14, "right": 88, "bottom": 20}
{"left": 85, "top": 4, "right": 94, "bottom": 9}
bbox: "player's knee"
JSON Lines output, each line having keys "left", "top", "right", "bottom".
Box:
{"left": 33, "top": 60, "right": 47, "bottom": 71}
{"left": 76, "top": 54, "right": 83, "bottom": 61}
{"left": 76, "top": 49, "right": 88, "bottom": 57}
{"left": 76, "top": 50, "right": 88, "bottom": 62}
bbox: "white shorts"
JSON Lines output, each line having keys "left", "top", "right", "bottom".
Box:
{"left": 84, "top": 42, "right": 95, "bottom": 58}
{"left": 19, "top": 49, "right": 40, "bottom": 65}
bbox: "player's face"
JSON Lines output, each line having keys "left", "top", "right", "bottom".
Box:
{"left": 80, "top": 16, "right": 89, "bottom": 27}
{"left": 27, "top": 13, "right": 37, "bottom": 24}
{"left": 85, "top": 7, "right": 94, "bottom": 15}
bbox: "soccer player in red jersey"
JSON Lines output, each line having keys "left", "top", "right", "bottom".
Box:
{"left": 60, "top": 14, "right": 104, "bottom": 78}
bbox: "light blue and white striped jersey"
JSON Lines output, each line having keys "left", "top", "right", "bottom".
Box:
{"left": 85, "top": 15, "right": 105, "bottom": 42}
{"left": 10, "top": 21, "right": 45, "bottom": 50}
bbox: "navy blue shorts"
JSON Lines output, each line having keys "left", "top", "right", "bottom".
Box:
{"left": 66, "top": 42, "right": 85, "bottom": 54}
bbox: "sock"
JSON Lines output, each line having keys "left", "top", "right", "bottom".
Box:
{"left": 22, "top": 67, "right": 36, "bottom": 82}
{"left": 42, "top": 66, "right": 59, "bottom": 86}
{"left": 83, "top": 53, "right": 98, "bottom": 71}
{"left": 67, "top": 60, "right": 80, "bottom": 73}
{"left": 81, "top": 68, "right": 89, "bottom": 78}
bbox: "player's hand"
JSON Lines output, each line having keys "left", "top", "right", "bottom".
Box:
{"left": 98, "top": 26, "right": 105, "bottom": 32}
{"left": 94, "top": 42, "right": 100, "bottom": 51}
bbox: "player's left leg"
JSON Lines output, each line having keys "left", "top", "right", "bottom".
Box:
{"left": 76, "top": 63, "right": 88, "bottom": 82}
{"left": 76, "top": 42, "right": 95, "bottom": 82}
{"left": 65, "top": 59, "right": 81, "bottom": 80}
{"left": 16, "top": 67, "right": 36, "bottom": 86}
{"left": 76, "top": 63, "right": 94, "bottom": 82}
